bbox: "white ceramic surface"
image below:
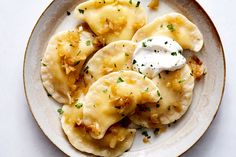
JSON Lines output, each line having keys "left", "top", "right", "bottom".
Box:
{"left": 22, "top": 0, "right": 225, "bottom": 157}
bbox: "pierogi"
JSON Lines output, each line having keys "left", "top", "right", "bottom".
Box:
{"left": 130, "top": 64, "right": 195, "bottom": 127}
{"left": 132, "top": 13, "right": 203, "bottom": 52}
{"left": 82, "top": 70, "right": 160, "bottom": 139}
{"left": 61, "top": 105, "right": 136, "bottom": 157}
{"left": 74, "top": 0, "right": 147, "bottom": 44}
{"left": 41, "top": 27, "right": 99, "bottom": 104}
{"left": 83, "top": 40, "right": 136, "bottom": 86}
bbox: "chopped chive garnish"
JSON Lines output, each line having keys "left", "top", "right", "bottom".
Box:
{"left": 178, "top": 79, "right": 185, "bottom": 83}
{"left": 157, "top": 90, "right": 161, "bottom": 96}
{"left": 167, "top": 24, "right": 175, "bottom": 32}
{"left": 142, "top": 42, "right": 147, "bottom": 47}
{"left": 132, "top": 59, "right": 137, "bottom": 64}
{"left": 171, "top": 52, "right": 177, "bottom": 56}
{"left": 136, "top": 1, "right": 141, "bottom": 7}
{"left": 78, "top": 9, "right": 84, "bottom": 14}
{"left": 86, "top": 40, "right": 91, "bottom": 46}
{"left": 77, "top": 50, "right": 81, "bottom": 55}
{"left": 75, "top": 102, "right": 83, "bottom": 109}
{"left": 74, "top": 60, "right": 80, "bottom": 66}
{"left": 141, "top": 130, "right": 149, "bottom": 137}
{"left": 117, "top": 77, "right": 124, "bottom": 83}
{"left": 57, "top": 108, "right": 64, "bottom": 115}
{"left": 103, "top": 89, "right": 108, "bottom": 93}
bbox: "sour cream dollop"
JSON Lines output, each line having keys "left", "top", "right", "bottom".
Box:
{"left": 132, "top": 36, "right": 186, "bottom": 78}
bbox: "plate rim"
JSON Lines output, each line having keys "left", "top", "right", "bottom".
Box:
{"left": 23, "top": 0, "right": 226, "bottom": 156}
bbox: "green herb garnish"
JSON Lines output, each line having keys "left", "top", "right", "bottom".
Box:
{"left": 78, "top": 9, "right": 84, "bottom": 14}
{"left": 157, "top": 90, "right": 161, "bottom": 97}
{"left": 74, "top": 60, "right": 80, "bottom": 66}
{"left": 142, "top": 42, "right": 147, "bottom": 47}
{"left": 167, "top": 24, "right": 175, "bottom": 32}
{"left": 75, "top": 102, "right": 83, "bottom": 109}
{"left": 178, "top": 79, "right": 185, "bottom": 83}
{"left": 103, "top": 89, "right": 108, "bottom": 93}
{"left": 171, "top": 52, "right": 177, "bottom": 56}
{"left": 86, "top": 40, "right": 91, "bottom": 46}
{"left": 77, "top": 50, "right": 81, "bottom": 55}
{"left": 136, "top": 1, "right": 141, "bottom": 7}
{"left": 57, "top": 108, "right": 64, "bottom": 115}
{"left": 117, "top": 77, "right": 124, "bottom": 83}
{"left": 142, "top": 130, "right": 149, "bottom": 137}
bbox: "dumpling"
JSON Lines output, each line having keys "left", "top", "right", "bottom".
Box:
{"left": 74, "top": 0, "right": 147, "bottom": 44}
{"left": 82, "top": 70, "right": 160, "bottom": 139}
{"left": 41, "top": 26, "right": 99, "bottom": 104}
{"left": 132, "top": 13, "right": 203, "bottom": 52}
{"left": 61, "top": 105, "right": 136, "bottom": 157}
{"left": 129, "top": 65, "right": 194, "bottom": 127}
{"left": 83, "top": 40, "right": 136, "bottom": 87}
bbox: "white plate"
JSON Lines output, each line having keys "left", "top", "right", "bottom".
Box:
{"left": 23, "top": 0, "right": 225, "bottom": 156}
